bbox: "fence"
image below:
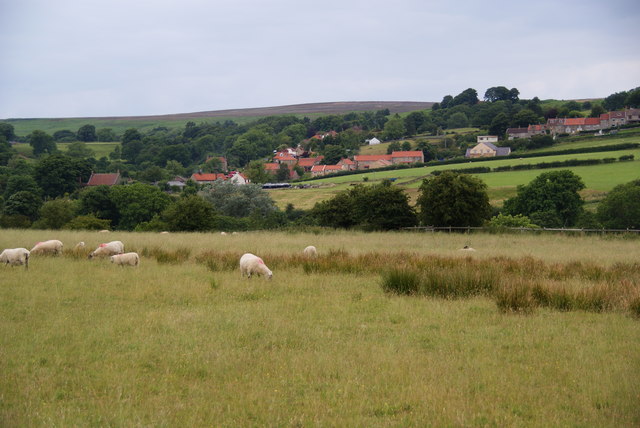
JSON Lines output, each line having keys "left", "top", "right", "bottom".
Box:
{"left": 402, "top": 226, "right": 640, "bottom": 235}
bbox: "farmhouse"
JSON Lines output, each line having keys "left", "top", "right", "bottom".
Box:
{"left": 366, "top": 137, "right": 381, "bottom": 145}
{"left": 310, "top": 164, "right": 344, "bottom": 177}
{"left": 391, "top": 151, "right": 424, "bottom": 164}
{"left": 465, "top": 142, "right": 511, "bottom": 158}
{"left": 476, "top": 135, "right": 498, "bottom": 144}
{"left": 190, "top": 172, "right": 227, "bottom": 184}
{"left": 354, "top": 154, "right": 393, "bottom": 170}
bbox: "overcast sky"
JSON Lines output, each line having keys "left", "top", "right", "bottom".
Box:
{"left": 1, "top": 0, "right": 639, "bottom": 118}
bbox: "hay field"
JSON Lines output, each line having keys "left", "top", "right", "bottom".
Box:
{"left": 1, "top": 229, "right": 639, "bottom": 426}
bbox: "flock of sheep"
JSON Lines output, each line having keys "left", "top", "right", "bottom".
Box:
{"left": 1, "top": 238, "right": 319, "bottom": 280}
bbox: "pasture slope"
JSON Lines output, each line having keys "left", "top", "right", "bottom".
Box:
{"left": 1, "top": 229, "right": 639, "bottom": 426}
{"left": 2, "top": 101, "right": 434, "bottom": 135}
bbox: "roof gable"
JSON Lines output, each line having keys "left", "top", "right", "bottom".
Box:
{"left": 86, "top": 173, "right": 120, "bottom": 186}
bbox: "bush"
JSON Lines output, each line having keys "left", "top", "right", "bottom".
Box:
{"left": 494, "top": 280, "right": 536, "bottom": 314}
{"left": 64, "top": 214, "right": 111, "bottom": 231}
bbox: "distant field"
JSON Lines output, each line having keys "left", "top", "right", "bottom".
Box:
{"left": 2, "top": 101, "right": 434, "bottom": 137}
{"left": 11, "top": 142, "right": 121, "bottom": 160}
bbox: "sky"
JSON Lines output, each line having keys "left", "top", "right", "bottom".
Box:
{"left": 1, "top": 0, "right": 639, "bottom": 119}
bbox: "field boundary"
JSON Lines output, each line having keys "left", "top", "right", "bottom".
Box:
{"left": 403, "top": 226, "right": 640, "bottom": 235}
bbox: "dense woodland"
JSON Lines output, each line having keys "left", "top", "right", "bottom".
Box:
{"left": 0, "top": 86, "right": 639, "bottom": 232}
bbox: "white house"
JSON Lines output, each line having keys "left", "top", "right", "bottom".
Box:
{"left": 366, "top": 137, "right": 381, "bottom": 145}
{"left": 477, "top": 135, "right": 498, "bottom": 144}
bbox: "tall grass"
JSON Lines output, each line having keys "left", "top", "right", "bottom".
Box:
{"left": 1, "top": 230, "right": 640, "bottom": 426}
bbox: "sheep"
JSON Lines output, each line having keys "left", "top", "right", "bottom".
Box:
{"left": 0, "top": 248, "right": 30, "bottom": 269}
{"left": 75, "top": 241, "right": 85, "bottom": 249}
{"left": 30, "top": 240, "right": 63, "bottom": 256}
{"left": 459, "top": 245, "right": 476, "bottom": 252}
{"left": 99, "top": 230, "right": 110, "bottom": 233}
{"left": 89, "top": 241, "right": 125, "bottom": 259}
{"left": 220, "top": 231, "right": 227, "bottom": 236}
{"left": 303, "top": 245, "right": 318, "bottom": 258}
{"left": 110, "top": 252, "right": 140, "bottom": 267}
{"left": 239, "top": 253, "right": 273, "bottom": 280}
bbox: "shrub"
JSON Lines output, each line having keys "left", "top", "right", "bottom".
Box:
{"left": 419, "top": 264, "right": 497, "bottom": 298}
{"left": 64, "top": 214, "right": 111, "bottom": 231}
{"left": 494, "top": 280, "right": 537, "bottom": 314}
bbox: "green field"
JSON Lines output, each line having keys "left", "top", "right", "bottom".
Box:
{"left": 1, "top": 229, "right": 638, "bottom": 426}
{"left": 11, "top": 142, "right": 121, "bottom": 160}
{"left": 272, "top": 148, "right": 640, "bottom": 210}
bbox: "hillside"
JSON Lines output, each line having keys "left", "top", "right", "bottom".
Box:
{"left": 3, "top": 101, "right": 434, "bottom": 135}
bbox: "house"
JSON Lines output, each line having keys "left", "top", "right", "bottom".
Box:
{"left": 167, "top": 176, "right": 187, "bottom": 190}
{"left": 275, "top": 155, "right": 297, "bottom": 166}
{"left": 476, "top": 136, "right": 498, "bottom": 144}
{"left": 366, "top": 137, "right": 381, "bottom": 145}
{"left": 190, "top": 172, "right": 226, "bottom": 184}
{"left": 354, "top": 154, "right": 393, "bottom": 170}
{"left": 310, "top": 165, "right": 344, "bottom": 177}
{"left": 336, "top": 158, "right": 355, "bottom": 171}
{"left": 465, "top": 142, "right": 511, "bottom": 158}
{"left": 506, "top": 127, "right": 529, "bottom": 140}
{"left": 391, "top": 151, "right": 424, "bottom": 165}
{"left": 228, "top": 171, "right": 249, "bottom": 185}
{"left": 297, "top": 156, "right": 324, "bottom": 172}
{"left": 86, "top": 172, "right": 121, "bottom": 186}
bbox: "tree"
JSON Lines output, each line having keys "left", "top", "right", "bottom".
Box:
{"left": 4, "top": 175, "right": 41, "bottom": 200}
{"left": 313, "top": 181, "right": 417, "bottom": 230}
{"left": 77, "top": 124, "right": 97, "bottom": 142}
{"left": 53, "top": 130, "right": 77, "bottom": 142}
{"left": 28, "top": 130, "right": 57, "bottom": 156}
{"left": 109, "top": 183, "right": 172, "bottom": 230}
{"left": 96, "top": 128, "right": 117, "bottom": 142}
{"left": 503, "top": 170, "right": 585, "bottom": 227}
{"left": 597, "top": 179, "right": 640, "bottom": 229}
{"left": 3, "top": 191, "right": 42, "bottom": 221}
{"left": 33, "top": 154, "right": 92, "bottom": 198}
{"left": 161, "top": 195, "right": 216, "bottom": 231}
{"left": 603, "top": 91, "right": 627, "bottom": 111}
{"left": 382, "top": 116, "right": 405, "bottom": 140}
{"left": 489, "top": 112, "right": 510, "bottom": 136}
{"left": 589, "top": 105, "right": 606, "bottom": 118}
{"left": 199, "top": 181, "right": 277, "bottom": 218}
{"left": 77, "top": 185, "right": 119, "bottom": 224}
{"left": 626, "top": 88, "right": 640, "bottom": 108}
{"left": 451, "top": 88, "right": 479, "bottom": 106}
{"left": 245, "top": 161, "right": 271, "bottom": 184}
{"left": 275, "top": 163, "right": 291, "bottom": 182}
{"left": 322, "top": 145, "right": 347, "bottom": 165}
{"left": 0, "top": 123, "right": 15, "bottom": 141}
{"left": 417, "top": 171, "right": 491, "bottom": 227}
{"left": 66, "top": 141, "right": 95, "bottom": 158}
{"left": 33, "top": 198, "right": 76, "bottom": 229}
{"left": 447, "top": 112, "right": 469, "bottom": 129}
{"left": 511, "top": 109, "right": 541, "bottom": 127}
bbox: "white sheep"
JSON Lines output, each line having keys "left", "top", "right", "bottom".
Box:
{"left": 303, "top": 245, "right": 318, "bottom": 258}
{"left": 30, "top": 240, "right": 63, "bottom": 256}
{"left": 220, "top": 231, "right": 227, "bottom": 236}
{"left": 239, "top": 253, "right": 273, "bottom": 279}
{"left": 75, "top": 241, "right": 85, "bottom": 249}
{"left": 0, "top": 248, "right": 30, "bottom": 269}
{"left": 110, "top": 252, "right": 140, "bottom": 267}
{"left": 459, "top": 245, "right": 476, "bottom": 252}
{"left": 89, "top": 241, "right": 125, "bottom": 259}
{"left": 99, "top": 229, "right": 110, "bottom": 233}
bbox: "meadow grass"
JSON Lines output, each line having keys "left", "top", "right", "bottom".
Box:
{"left": 1, "top": 229, "right": 639, "bottom": 426}
{"left": 57, "top": 142, "right": 121, "bottom": 159}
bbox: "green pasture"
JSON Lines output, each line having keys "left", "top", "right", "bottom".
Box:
{"left": 0, "top": 230, "right": 638, "bottom": 426}
{"left": 58, "top": 142, "right": 121, "bottom": 159}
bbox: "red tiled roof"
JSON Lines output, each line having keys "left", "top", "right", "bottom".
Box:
{"left": 191, "top": 173, "right": 226, "bottom": 182}
{"left": 264, "top": 163, "right": 280, "bottom": 171}
{"left": 297, "top": 157, "right": 321, "bottom": 167}
{"left": 564, "top": 118, "right": 586, "bottom": 126}
{"left": 86, "top": 173, "right": 120, "bottom": 186}
{"left": 338, "top": 158, "right": 354, "bottom": 165}
{"left": 584, "top": 117, "right": 600, "bottom": 125}
{"left": 277, "top": 155, "right": 297, "bottom": 161}
{"left": 391, "top": 151, "right": 423, "bottom": 158}
{"left": 354, "top": 155, "right": 392, "bottom": 161}
{"left": 600, "top": 113, "right": 610, "bottom": 120}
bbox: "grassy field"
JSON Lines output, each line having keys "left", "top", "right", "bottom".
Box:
{"left": 1, "top": 229, "right": 639, "bottom": 426}
{"left": 271, "top": 145, "right": 640, "bottom": 210}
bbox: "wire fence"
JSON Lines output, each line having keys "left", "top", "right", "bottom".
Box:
{"left": 402, "top": 226, "right": 640, "bottom": 235}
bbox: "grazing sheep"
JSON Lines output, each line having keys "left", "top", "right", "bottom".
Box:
{"left": 160, "top": 231, "right": 170, "bottom": 234}
{"left": 110, "top": 252, "right": 140, "bottom": 267}
{"left": 0, "top": 248, "right": 30, "bottom": 269}
{"left": 30, "top": 240, "right": 63, "bottom": 256}
{"left": 75, "top": 241, "right": 85, "bottom": 249}
{"left": 220, "top": 231, "right": 227, "bottom": 236}
{"left": 99, "top": 229, "right": 110, "bottom": 233}
{"left": 89, "top": 241, "right": 125, "bottom": 259}
{"left": 239, "top": 253, "right": 273, "bottom": 279}
{"left": 459, "top": 245, "right": 476, "bottom": 252}
{"left": 303, "top": 245, "right": 318, "bottom": 258}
